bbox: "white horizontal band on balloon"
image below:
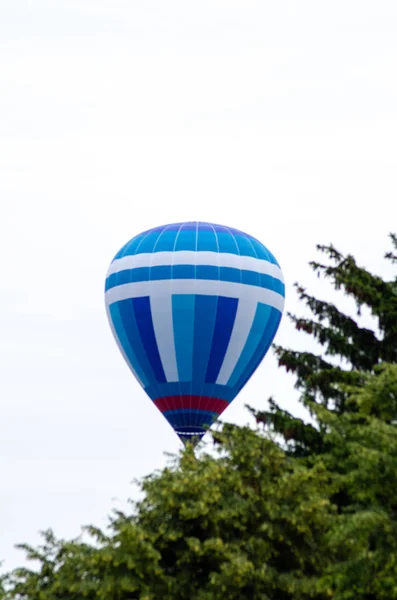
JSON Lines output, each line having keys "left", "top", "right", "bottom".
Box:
{"left": 107, "top": 251, "right": 284, "bottom": 282}
{"left": 105, "top": 279, "right": 285, "bottom": 313}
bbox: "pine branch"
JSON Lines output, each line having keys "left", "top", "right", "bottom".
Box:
{"left": 288, "top": 314, "right": 379, "bottom": 371}
{"left": 294, "top": 285, "right": 378, "bottom": 341}
{"left": 310, "top": 246, "right": 397, "bottom": 334}
{"left": 251, "top": 401, "right": 325, "bottom": 457}
{"left": 385, "top": 232, "right": 397, "bottom": 263}
{"left": 268, "top": 235, "right": 396, "bottom": 453}
{"left": 274, "top": 346, "right": 343, "bottom": 383}
{"left": 274, "top": 346, "right": 366, "bottom": 410}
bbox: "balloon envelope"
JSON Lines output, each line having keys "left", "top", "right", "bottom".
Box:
{"left": 105, "top": 221, "right": 285, "bottom": 445}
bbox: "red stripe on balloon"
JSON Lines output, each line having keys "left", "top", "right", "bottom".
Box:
{"left": 154, "top": 396, "right": 229, "bottom": 414}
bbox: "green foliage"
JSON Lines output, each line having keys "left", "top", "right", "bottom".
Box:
{"left": 266, "top": 234, "right": 397, "bottom": 455}
{"left": 315, "top": 365, "right": 397, "bottom": 598}
{"left": 1, "top": 429, "right": 337, "bottom": 599}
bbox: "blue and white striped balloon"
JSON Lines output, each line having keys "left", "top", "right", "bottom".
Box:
{"left": 105, "top": 221, "right": 285, "bottom": 444}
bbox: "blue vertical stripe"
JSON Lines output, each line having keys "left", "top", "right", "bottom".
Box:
{"left": 134, "top": 232, "right": 162, "bottom": 254}
{"left": 234, "top": 307, "right": 282, "bottom": 394}
{"left": 113, "top": 233, "right": 145, "bottom": 259}
{"left": 233, "top": 234, "right": 257, "bottom": 257}
{"left": 216, "top": 230, "right": 240, "bottom": 254}
{"left": 197, "top": 228, "right": 218, "bottom": 252}
{"left": 192, "top": 295, "right": 218, "bottom": 384}
{"left": 153, "top": 229, "right": 178, "bottom": 252}
{"left": 205, "top": 296, "right": 239, "bottom": 383}
{"left": 174, "top": 225, "right": 197, "bottom": 251}
{"left": 116, "top": 299, "right": 159, "bottom": 388}
{"left": 132, "top": 296, "right": 167, "bottom": 383}
{"left": 227, "top": 302, "right": 272, "bottom": 388}
{"left": 172, "top": 294, "right": 195, "bottom": 381}
{"left": 108, "top": 303, "right": 149, "bottom": 387}
{"left": 248, "top": 237, "right": 274, "bottom": 261}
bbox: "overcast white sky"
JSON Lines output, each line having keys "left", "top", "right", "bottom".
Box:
{"left": 1, "top": 0, "right": 396, "bottom": 571}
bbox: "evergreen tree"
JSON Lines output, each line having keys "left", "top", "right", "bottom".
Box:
{"left": 258, "top": 234, "right": 397, "bottom": 457}
{"left": 313, "top": 364, "right": 397, "bottom": 599}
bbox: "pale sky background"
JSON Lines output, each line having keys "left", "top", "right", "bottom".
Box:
{"left": 1, "top": 0, "right": 396, "bottom": 571}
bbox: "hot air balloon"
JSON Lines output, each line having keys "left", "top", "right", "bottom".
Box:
{"left": 105, "top": 221, "right": 285, "bottom": 445}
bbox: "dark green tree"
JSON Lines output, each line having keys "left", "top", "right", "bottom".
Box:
{"left": 314, "top": 364, "right": 397, "bottom": 599}
{"left": 252, "top": 233, "right": 397, "bottom": 597}
{"left": 258, "top": 233, "right": 397, "bottom": 457}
